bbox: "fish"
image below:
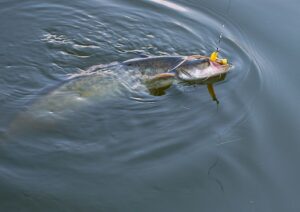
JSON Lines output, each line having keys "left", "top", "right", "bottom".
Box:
{"left": 122, "top": 55, "right": 230, "bottom": 101}
{"left": 30, "top": 54, "right": 230, "bottom": 110}
{"left": 9, "top": 54, "right": 230, "bottom": 133}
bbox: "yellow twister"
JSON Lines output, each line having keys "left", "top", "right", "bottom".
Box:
{"left": 210, "top": 51, "right": 218, "bottom": 62}
{"left": 210, "top": 51, "right": 228, "bottom": 65}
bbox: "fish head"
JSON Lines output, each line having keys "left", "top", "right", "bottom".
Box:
{"left": 194, "top": 58, "right": 230, "bottom": 73}
{"left": 177, "top": 58, "right": 231, "bottom": 83}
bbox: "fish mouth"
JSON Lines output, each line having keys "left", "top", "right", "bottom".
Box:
{"left": 210, "top": 60, "right": 231, "bottom": 73}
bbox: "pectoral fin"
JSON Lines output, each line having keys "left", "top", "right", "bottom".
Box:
{"left": 144, "top": 73, "right": 175, "bottom": 96}
{"left": 207, "top": 83, "right": 219, "bottom": 104}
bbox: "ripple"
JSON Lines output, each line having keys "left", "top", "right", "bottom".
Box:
{"left": 150, "top": 0, "right": 189, "bottom": 12}
{"left": 5, "top": 0, "right": 262, "bottom": 169}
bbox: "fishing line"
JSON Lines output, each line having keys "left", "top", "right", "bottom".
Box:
{"left": 216, "top": 24, "right": 224, "bottom": 52}
{"left": 215, "top": 0, "right": 232, "bottom": 53}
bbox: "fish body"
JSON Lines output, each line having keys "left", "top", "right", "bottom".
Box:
{"left": 122, "top": 55, "right": 230, "bottom": 87}
{"left": 9, "top": 54, "right": 230, "bottom": 133}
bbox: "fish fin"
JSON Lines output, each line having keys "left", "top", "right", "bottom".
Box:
{"left": 168, "top": 57, "right": 187, "bottom": 73}
{"left": 145, "top": 73, "right": 175, "bottom": 96}
{"left": 207, "top": 83, "right": 219, "bottom": 104}
{"left": 145, "top": 73, "right": 175, "bottom": 85}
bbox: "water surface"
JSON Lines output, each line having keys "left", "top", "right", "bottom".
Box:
{"left": 1, "top": 0, "right": 300, "bottom": 211}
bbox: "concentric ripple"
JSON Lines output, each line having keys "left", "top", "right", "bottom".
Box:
{"left": 3, "top": 0, "right": 300, "bottom": 210}
{"left": 4, "top": 0, "right": 262, "bottom": 168}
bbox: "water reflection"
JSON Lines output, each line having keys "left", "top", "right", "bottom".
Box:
{"left": 150, "top": 0, "right": 188, "bottom": 12}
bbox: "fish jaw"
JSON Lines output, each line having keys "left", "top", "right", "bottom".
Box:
{"left": 207, "top": 61, "right": 230, "bottom": 77}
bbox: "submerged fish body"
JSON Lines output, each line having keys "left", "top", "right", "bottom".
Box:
{"left": 9, "top": 70, "right": 125, "bottom": 133}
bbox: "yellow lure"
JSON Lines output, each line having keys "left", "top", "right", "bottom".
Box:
{"left": 210, "top": 51, "right": 228, "bottom": 65}
{"left": 220, "top": 58, "right": 228, "bottom": 65}
{"left": 210, "top": 51, "right": 218, "bottom": 62}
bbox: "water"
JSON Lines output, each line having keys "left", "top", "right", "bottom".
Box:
{"left": 1, "top": 0, "right": 300, "bottom": 211}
